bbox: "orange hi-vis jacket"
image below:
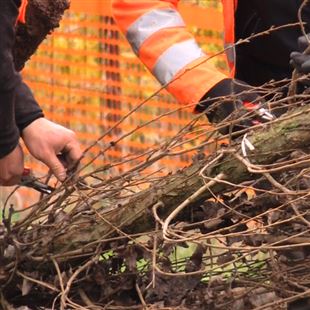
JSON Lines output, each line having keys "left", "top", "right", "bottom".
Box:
{"left": 112, "top": 0, "right": 237, "bottom": 107}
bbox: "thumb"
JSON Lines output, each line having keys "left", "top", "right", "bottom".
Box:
{"left": 43, "top": 154, "right": 67, "bottom": 181}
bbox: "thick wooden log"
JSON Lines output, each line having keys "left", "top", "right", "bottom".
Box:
{"left": 52, "top": 105, "right": 310, "bottom": 253}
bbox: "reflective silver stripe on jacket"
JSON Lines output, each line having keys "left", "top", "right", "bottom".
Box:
{"left": 126, "top": 8, "right": 185, "bottom": 55}
{"left": 152, "top": 39, "right": 206, "bottom": 85}
{"left": 224, "top": 42, "right": 236, "bottom": 65}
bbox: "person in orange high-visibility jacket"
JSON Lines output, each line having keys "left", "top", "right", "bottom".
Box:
{"left": 0, "top": 0, "right": 82, "bottom": 186}
{"left": 112, "top": 1, "right": 310, "bottom": 130}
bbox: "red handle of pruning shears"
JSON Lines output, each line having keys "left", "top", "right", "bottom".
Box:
{"left": 21, "top": 167, "right": 55, "bottom": 195}
{"left": 22, "top": 167, "right": 31, "bottom": 177}
{"left": 242, "top": 101, "right": 275, "bottom": 122}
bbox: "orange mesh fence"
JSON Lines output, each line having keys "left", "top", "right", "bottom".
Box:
{"left": 17, "top": 0, "right": 227, "bottom": 207}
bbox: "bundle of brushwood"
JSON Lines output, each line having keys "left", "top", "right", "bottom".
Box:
{"left": 2, "top": 81, "right": 310, "bottom": 309}
{"left": 3, "top": 1, "right": 310, "bottom": 309}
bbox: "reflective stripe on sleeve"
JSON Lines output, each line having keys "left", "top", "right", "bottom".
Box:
{"left": 126, "top": 8, "right": 185, "bottom": 55}
{"left": 152, "top": 39, "right": 205, "bottom": 85}
{"left": 224, "top": 43, "right": 236, "bottom": 64}
{"left": 224, "top": 42, "right": 236, "bottom": 73}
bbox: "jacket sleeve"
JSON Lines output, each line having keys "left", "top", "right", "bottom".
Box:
{"left": 112, "top": 0, "right": 228, "bottom": 106}
{"left": 0, "top": 0, "right": 22, "bottom": 158}
{"left": 15, "top": 0, "right": 44, "bottom": 134}
{"left": 15, "top": 82, "right": 44, "bottom": 133}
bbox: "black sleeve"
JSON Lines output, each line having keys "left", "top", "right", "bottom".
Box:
{"left": 0, "top": 90, "right": 20, "bottom": 158}
{"left": 15, "top": 82, "right": 44, "bottom": 133}
{"left": 0, "top": 0, "right": 22, "bottom": 158}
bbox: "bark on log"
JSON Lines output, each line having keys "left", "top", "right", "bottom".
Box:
{"left": 13, "top": 0, "right": 70, "bottom": 71}
{"left": 52, "top": 106, "right": 310, "bottom": 254}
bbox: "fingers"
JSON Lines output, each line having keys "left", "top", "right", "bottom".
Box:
{"left": 0, "top": 145, "right": 24, "bottom": 186}
{"left": 41, "top": 140, "right": 81, "bottom": 182}
{"left": 42, "top": 153, "right": 67, "bottom": 182}
{"left": 38, "top": 144, "right": 81, "bottom": 182}
{"left": 62, "top": 139, "right": 83, "bottom": 170}
{"left": 0, "top": 173, "right": 22, "bottom": 186}
{"left": 57, "top": 135, "right": 83, "bottom": 182}
{"left": 22, "top": 118, "right": 83, "bottom": 182}
{"left": 52, "top": 142, "right": 82, "bottom": 182}
{"left": 298, "top": 34, "right": 310, "bottom": 52}
{"left": 291, "top": 34, "right": 310, "bottom": 78}
{"left": 290, "top": 51, "right": 310, "bottom": 74}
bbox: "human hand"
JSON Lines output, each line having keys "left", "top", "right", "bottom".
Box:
{"left": 195, "top": 78, "right": 274, "bottom": 134}
{"left": 0, "top": 144, "right": 24, "bottom": 186}
{"left": 22, "top": 118, "right": 82, "bottom": 181}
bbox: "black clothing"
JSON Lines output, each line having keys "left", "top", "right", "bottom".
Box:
{"left": 15, "top": 82, "right": 44, "bottom": 132}
{"left": 0, "top": 0, "right": 21, "bottom": 158}
{"left": 235, "top": 0, "right": 310, "bottom": 86}
{"left": 201, "top": 1, "right": 307, "bottom": 127}
{"left": 0, "top": 0, "right": 43, "bottom": 158}
{"left": 197, "top": 78, "right": 263, "bottom": 134}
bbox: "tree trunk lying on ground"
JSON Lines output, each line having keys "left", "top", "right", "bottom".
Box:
{"left": 13, "top": 0, "right": 70, "bottom": 71}
{"left": 44, "top": 105, "right": 310, "bottom": 255}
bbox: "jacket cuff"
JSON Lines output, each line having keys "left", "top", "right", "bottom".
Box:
{"left": 0, "top": 124, "right": 19, "bottom": 159}
{"left": 0, "top": 88, "right": 20, "bottom": 158}
{"left": 15, "top": 82, "right": 44, "bottom": 133}
{"left": 194, "top": 78, "right": 233, "bottom": 113}
{"left": 166, "top": 56, "right": 228, "bottom": 108}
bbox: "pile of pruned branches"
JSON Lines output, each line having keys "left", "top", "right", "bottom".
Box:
{"left": 2, "top": 76, "right": 310, "bottom": 310}
{"left": 2, "top": 0, "right": 310, "bottom": 309}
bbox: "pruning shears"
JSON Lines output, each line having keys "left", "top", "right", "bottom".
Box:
{"left": 242, "top": 101, "right": 275, "bottom": 122}
{"left": 21, "top": 167, "right": 55, "bottom": 195}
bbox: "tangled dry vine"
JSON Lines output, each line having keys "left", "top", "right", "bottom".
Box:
{"left": 2, "top": 1, "right": 310, "bottom": 309}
